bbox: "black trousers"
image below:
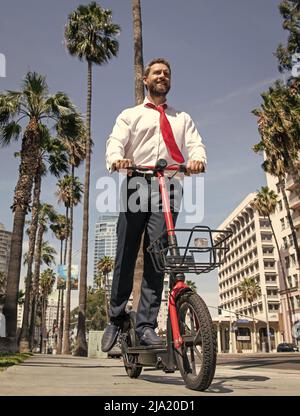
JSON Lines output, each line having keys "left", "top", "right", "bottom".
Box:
{"left": 109, "top": 176, "right": 181, "bottom": 337}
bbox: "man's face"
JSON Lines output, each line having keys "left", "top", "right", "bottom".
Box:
{"left": 143, "top": 63, "right": 171, "bottom": 97}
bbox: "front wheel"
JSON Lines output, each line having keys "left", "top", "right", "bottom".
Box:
{"left": 120, "top": 311, "right": 142, "bottom": 379}
{"left": 175, "top": 292, "right": 216, "bottom": 391}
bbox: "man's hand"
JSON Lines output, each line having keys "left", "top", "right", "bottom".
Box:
{"left": 186, "top": 160, "right": 205, "bottom": 175}
{"left": 112, "top": 159, "right": 133, "bottom": 175}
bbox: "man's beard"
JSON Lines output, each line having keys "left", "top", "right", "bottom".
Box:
{"left": 148, "top": 82, "right": 170, "bottom": 97}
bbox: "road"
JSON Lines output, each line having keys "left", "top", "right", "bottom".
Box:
{"left": 217, "top": 352, "right": 300, "bottom": 371}
{"left": 0, "top": 353, "right": 299, "bottom": 396}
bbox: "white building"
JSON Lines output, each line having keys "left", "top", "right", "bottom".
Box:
{"left": 266, "top": 172, "right": 300, "bottom": 343}
{"left": 156, "top": 275, "right": 169, "bottom": 334}
{"left": 93, "top": 214, "right": 118, "bottom": 297}
{"left": 216, "top": 193, "right": 281, "bottom": 353}
{"left": 0, "top": 223, "right": 11, "bottom": 276}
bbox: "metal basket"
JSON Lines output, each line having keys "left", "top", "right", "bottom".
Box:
{"left": 147, "top": 226, "right": 232, "bottom": 274}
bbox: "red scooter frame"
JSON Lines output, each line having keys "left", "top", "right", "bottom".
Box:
{"left": 129, "top": 161, "right": 193, "bottom": 349}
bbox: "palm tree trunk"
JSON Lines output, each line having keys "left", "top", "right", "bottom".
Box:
{"left": 40, "top": 295, "right": 47, "bottom": 354}
{"left": 75, "top": 60, "right": 92, "bottom": 356}
{"left": 104, "top": 272, "right": 109, "bottom": 323}
{"left": 4, "top": 118, "right": 40, "bottom": 344}
{"left": 64, "top": 206, "right": 69, "bottom": 265}
{"left": 20, "top": 164, "right": 42, "bottom": 352}
{"left": 132, "top": 0, "right": 145, "bottom": 105}
{"left": 266, "top": 213, "right": 293, "bottom": 340}
{"left": 54, "top": 240, "right": 64, "bottom": 351}
{"left": 29, "top": 224, "right": 44, "bottom": 349}
{"left": 54, "top": 288, "right": 61, "bottom": 350}
{"left": 60, "top": 240, "right": 63, "bottom": 267}
{"left": 63, "top": 165, "right": 74, "bottom": 354}
{"left": 250, "top": 304, "right": 257, "bottom": 353}
{"left": 57, "top": 289, "right": 64, "bottom": 354}
{"left": 56, "top": 239, "right": 63, "bottom": 335}
{"left": 131, "top": 0, "right": 145, "bottom": 311}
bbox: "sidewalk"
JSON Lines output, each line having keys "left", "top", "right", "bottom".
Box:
{"left": 0, "top": 353, "right": 299, "bottom": 396}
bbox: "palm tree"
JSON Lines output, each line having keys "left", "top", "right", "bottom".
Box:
{"left": 186, "top": 280, "right": 197, "bottom": 292}
{"left": 56, "top": 175, "right": 83, "bottom": 264}
{"left": 50, "top": 213, "right": 69, "bottom": 342}
{"left": 238, "top": 277, "right": 261, "bottom": 353}
{"left": 65, "top": 2, "right": 120, "bottom": 356}
{"left": 51, "top": 214, "right": 70, "bottom": 266}
{"left": 19, "top": 135, "right": 70, "bottom": 352}
{"left": 24, "top": 241, "right": 57, "bottom": 268}
{"left": 251, "top": 186, "right": 295, "bottom": 340}
{"left": 29, "top": 203, "right": 57, "bottom": 349}
{"left": 131, "top": 0, "right": 145, "bottom": 312}
{"left": 0, "top": 72, "right": 82, "bottom": 344}
{"left": 39, "top": 268, "right": 56, "bottom": 353}
{"left": 54, "top": 133, "right": 85, "bottom": 354}
{"left": 62, "top": 174, "right": 83, "bottom": 354}
{"left": 253, "top": 82, "right": 300, "bottom": 266}
{"left": 276, "top": 0, "right": 300, "bottom": 74}
{"left": 97, "top": 256, "right": 114, "bottom": 323}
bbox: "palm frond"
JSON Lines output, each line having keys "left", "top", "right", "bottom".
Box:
{"left": 0, "top": 121, "right": 22, "bottom": 147}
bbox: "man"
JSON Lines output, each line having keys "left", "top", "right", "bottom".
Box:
{"left": 101, "top": 58, "right": 206, "bottom": 352}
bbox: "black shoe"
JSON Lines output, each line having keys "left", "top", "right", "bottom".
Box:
{"left": 101, "top": 322, "right": 121, "bottom": 352}
{"left": 139, "top": 328, "right": 165, "bottom": 347}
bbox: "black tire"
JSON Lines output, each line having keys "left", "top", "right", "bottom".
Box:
{"left": 175, "top": 292, "right": 216, "bottom": 391}
{"left": 120, "top": 311, "right": 142, "bottom": 379}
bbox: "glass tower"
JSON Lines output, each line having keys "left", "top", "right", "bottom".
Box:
{"left": 93, "top": 214, "right": 118, "bottom": 297}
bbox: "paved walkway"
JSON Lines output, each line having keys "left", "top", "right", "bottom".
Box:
{"left": 0, "top": 354, "right": 299, "bottom": 396}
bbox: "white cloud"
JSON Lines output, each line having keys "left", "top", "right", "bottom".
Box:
{"left": 210, "top": 77, "right": 279, "bottom": 106}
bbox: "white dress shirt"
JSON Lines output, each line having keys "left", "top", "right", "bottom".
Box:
{"left": 106, "top": 97, "right": 207, "bottom": 172}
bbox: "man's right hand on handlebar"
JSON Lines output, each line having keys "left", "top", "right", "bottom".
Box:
{"left": 112, "top": 159, "right": 133, "bottom": 176}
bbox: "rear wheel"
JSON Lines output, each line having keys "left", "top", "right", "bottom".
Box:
{"left": 175, "top": 292, "right": 216, "bottom": 391}
{"left": 120, "top": 311, "right": 142, "bottom": 379}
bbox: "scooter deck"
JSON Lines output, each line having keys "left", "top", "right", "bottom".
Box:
{"left": 127, "top": 345, "right": 167, "bottom": 354}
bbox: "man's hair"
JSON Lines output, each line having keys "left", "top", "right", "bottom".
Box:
{"left": 144, "top": 58, "right": 171, "bottom": 78}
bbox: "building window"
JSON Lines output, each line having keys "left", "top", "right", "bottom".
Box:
{"left": 285, "top": 257, "right": 290, "bottom": 269}
{"left": 264, "top": 260, "right": 275, "bottom": 269}
{"left": 280, "top": 218, "right": 285, "bottom": 231}
{"left": 290, "top": 254, "right": 296, "bottom": 266}
{"left": 283, "top": 237, "right": 288, "bottom": 250}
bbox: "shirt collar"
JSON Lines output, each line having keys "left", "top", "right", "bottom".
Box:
{"left": 144, "top": 96, "right": 168, "bottom": 108}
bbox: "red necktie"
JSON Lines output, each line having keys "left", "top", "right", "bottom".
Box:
{"left": 146, "top": 103, "right": 184, "bottom": 163}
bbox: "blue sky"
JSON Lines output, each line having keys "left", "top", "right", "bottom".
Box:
{"left": 0, "top": 0, "right": 288, "bottom": 313}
